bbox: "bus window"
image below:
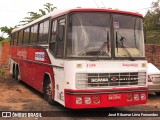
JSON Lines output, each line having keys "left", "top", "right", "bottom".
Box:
{"left": 67, "top": 13, "right": 111, "bottom": 58}
{"left": 38, "top": 20, "right": 49, "bottom": 43}
{"left": 11, "top": 33, "right": 14, "bottom": 46}
{"left": 14, "top": 32, "right": 18, "bottom": 45}
{"left": 18, "top": 30, "right": 23, "bottom": 45}
{"left": 30, "top": 24, "right": 38, "bottom": 44}
{"left": 56, "top": 18, "right": 65, "bottom": 58}
{"left": 23, "top": 28, "right": 30, "bottom": 44}
{"left": 49, "top": 20, "right": 57, "bottom": 55}
{"left": 113, "top": 14, "right": 144, "bottom": 57}
{"left": 51, "top": 20, "right": 57, "bottom": 42}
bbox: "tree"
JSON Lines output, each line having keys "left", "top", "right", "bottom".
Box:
{"left": 143, "top": 0, "right": 160, "bottom": 44}
{"left": 19, "top": 3, "right": 57, "bottom": 26}
{"left": 0, "top": 26, "right": 14, "bottom": 38}
{"left": 0, "top": 36, "right": 4, "bottom": 41}
{"left": 39, "top": 3, "right": 57, "bottom": 15}
{"left": 144, "top": 0, "right": 160, "bottom": 31}
{"left": 19, "top": 12, "right": 41, "bottom": 26}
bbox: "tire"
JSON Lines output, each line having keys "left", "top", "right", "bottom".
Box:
{"left": 12, "top": 67, "right": 15, "bottom": 78}
{"left": 15, "top": 67, "right": 21, "bottom": 83}
{"left": 155, "top": 92, "right": 160, "bottom": 96}
{"left": 44, "top": 78, "right": 56, "bottom": 105}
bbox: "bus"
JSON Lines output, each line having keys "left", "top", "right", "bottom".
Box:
{"left": 10, "top": 8, "right": 148, "bottom": 109}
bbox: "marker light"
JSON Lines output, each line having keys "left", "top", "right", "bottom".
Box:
{"left": 84, "top": 97, "right": 91, "bottom": 104}
{"left": 140, "top": 93, "right": 146, "bottom": 100}
{"left": 76, "top": 97, "right": 82, "bottom": 104}
{"left": 134, "top": 94, "right": 139, "bottom": 101}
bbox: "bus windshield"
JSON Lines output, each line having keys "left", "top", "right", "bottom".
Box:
{"left": 66, "top": 12, "right": 144, "bottom": 59}
{"left": 113, "top": 14, "right": 144, "bottom": 58}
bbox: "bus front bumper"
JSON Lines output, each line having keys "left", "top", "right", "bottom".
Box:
{"left": 64, "top": 87, "right": 148, "bottom": 109}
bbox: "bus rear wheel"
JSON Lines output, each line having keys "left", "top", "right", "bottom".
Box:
{"left": 15, "top": 67, "right": 21, "bottom": 82}
{"left": 12, "top": 66, "right": 16, "bottom": 78}
{"left": 44, "top": 79, "right": 56, "bottom": 105}
{"left": 155, "top": 92, "right": 160, "bottom": 97}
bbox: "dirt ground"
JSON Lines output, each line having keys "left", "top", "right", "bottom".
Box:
{"left": 0, "top": 70, "right": 160, "bottom": 120}
{"left": 0, "top": 70, "right": 56, "bottom": 111}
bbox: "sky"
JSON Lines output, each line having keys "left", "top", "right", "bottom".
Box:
{"left": 0, "top": 0, "right": 158, "bottom": 37}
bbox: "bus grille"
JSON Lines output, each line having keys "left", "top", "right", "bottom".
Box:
{"left": 76, "top": 72, "right": 146, "bottom": 89}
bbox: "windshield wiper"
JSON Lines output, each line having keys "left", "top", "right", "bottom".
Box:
{"left": 118, "top": 36, "right": 135, "bottom": 61}
{"left": 91, "top": 30, "right": 110, "bottom": 61}
{"left": 116, "top": 30, "right": 119, "bottom": 53}
{"left": 92, "top": 42, "right": 108, "bottom": 61}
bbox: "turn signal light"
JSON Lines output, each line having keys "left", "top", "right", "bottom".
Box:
{"left": 93, "top": 96, "right": 100, "bottom": 104}
{"left": 126, "top": 93, "right": 132, "bottom": 101}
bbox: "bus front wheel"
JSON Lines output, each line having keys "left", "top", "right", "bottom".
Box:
{"left": 44, "top": 78, "right": 56, "bottom": 105}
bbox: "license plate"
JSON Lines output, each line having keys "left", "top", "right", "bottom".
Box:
{"left": 108, "top": 94, "right": 121, "bottom": 100}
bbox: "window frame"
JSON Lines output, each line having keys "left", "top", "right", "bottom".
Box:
{"left": 13, "top": 32, "right": 18, "bottom": 46}
{"left": 30, "top": 24, "right": 38, "bottom": 44}
{"left": 55, "top": 16, "right": 66, "bottom": 58}
{"left": 38, "top": 19, "right": 50, "bottom": 44}
{"left": 11, "top": 33, "right": 15, "bottom": 46}
{"left": 49, "top": 19, "right": 58, "bottom": 56}
{"left": 23, "top": 27, "right": 30, "bottom": 45}
{"left": 17, "top": 30, "right": 24, "bottom": 45}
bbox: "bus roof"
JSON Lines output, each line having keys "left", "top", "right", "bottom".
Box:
{"left": 12, "top": 8, "right": 142, "bottom": 33}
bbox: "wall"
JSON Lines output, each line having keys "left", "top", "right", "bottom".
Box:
{"left": 145, "top": 44, "right": 160, "bottom": 69}
{"left": 0, "top": 42, "right": 10, "bottom": 67}
{"left": 0, "top": 45, "right": 2, "bottom": 59}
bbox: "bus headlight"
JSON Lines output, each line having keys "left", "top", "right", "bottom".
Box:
{"left": 140, "top": 93, "right": 146, "bottom": 100}
{"left": 76, "top": 97, "right": 82, "bottom": 104}
{"left": 84, "top": 97, "right": 91, "bottom": 104}
{"left": 134, "top": 94, "right": 139, "bottom": 101}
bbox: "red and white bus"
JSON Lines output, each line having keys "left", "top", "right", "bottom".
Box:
{"left": 10, "top": 8, "right": 148, "bottom": 109}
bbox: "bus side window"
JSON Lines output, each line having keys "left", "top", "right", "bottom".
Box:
{"left": 56, "top": 18, "right": 65, "bottom": 58}
{"left": 30, "top": 24, "right": 38, "bottom": 44}
{"left": 14, "top": 32, "right": 18, "bottom": 45}
{"left": 18, "top": 30, "right": 24, "bottom": 45}
{"left": 38, "top": 20, "right": 49, "bottom": 43}
{"left": 11, "top": 33, "right": 15, "bottom": 46}
{"left": 23, "top": 28, "right": 30, "bottom": 44}
{"left": 49, "top": 20, "right": 57, "bottom": 55}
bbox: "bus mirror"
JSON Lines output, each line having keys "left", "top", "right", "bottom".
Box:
{"left": 58, "top": 25, "right": 65, "bottom": 41}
